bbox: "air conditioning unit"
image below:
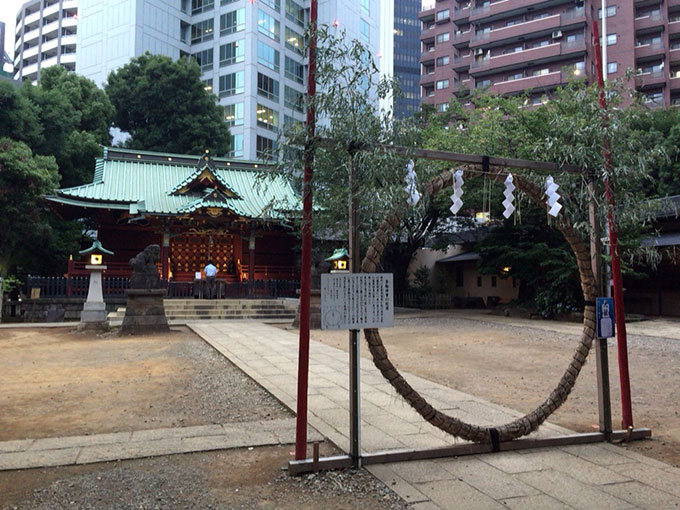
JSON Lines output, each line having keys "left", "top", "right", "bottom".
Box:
{"left": 552, "top": 30, "right": 563, "bottom": 39}
{"left": 474, "top": 47, "right": 484, "bottom": 56}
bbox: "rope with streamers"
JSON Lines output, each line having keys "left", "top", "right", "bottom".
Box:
{"left": 360, "top": 167, "right": 597, "bottom": 443}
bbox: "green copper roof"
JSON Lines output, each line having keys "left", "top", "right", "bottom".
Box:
{"left": 79, "top": 240, "right": 114, "bottom": 256}
{"left": 326, "top": 248, "right": 349, "bottom": 261}
{"left": 46, "top": 148, "right": 300, "bottom": 220}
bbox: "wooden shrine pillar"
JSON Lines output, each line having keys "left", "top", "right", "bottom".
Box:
{"left": 248, "top": 234, "right": 256, "bottom": 282}
{"left": 161, "top": 231, "right": 170, "bottom": 280}
{"left": 233, "top": 234, "right": 243, "bottom": 281}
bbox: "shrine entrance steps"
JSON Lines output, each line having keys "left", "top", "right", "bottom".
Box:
{"left": 107, "top": 298, "right": 297, "bottom": 327}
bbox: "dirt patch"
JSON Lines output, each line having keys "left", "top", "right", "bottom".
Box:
{"left": 298, "top": 312, "right": 680, "bottom": 467}
{"left": 0, "top": 445, "right": 408, "bottom": 510}
{"left": 0, "top": 327, "right": 290, "bottom": 441}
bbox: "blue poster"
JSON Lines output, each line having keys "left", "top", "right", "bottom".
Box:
{"left": 596, "top": 297, "right": 615, "bottom": 339}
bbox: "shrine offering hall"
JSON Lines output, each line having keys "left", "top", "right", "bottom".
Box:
{"left": 47, "top": 148, "right": 301, "bottom": 282}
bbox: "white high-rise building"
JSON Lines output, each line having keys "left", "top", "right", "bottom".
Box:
{"left": 13, "top": 0, "right": 78, "bottom": 82}
{"left": 76, "top": 0, "right": 392, "bottom": 161}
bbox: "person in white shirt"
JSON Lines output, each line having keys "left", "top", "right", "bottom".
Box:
{"left": 204, "top": 260, "right": 217, "bottom": 298}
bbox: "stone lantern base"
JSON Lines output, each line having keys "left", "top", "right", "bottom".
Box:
{"left": 120, "top": 289, "right": 169, "bottom": 334}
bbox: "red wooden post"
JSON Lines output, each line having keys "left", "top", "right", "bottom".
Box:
{"left": 592, "top": 19, "right": 634, "bottom": 429}
{"left": 295, "top": 0, "right": 318, "bottom": 461}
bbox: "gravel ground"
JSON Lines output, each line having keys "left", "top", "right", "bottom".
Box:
{"left": 0, "top": 446, "right": 409, "bottom": 510}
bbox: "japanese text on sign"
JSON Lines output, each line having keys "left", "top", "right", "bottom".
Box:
{"left": 320, "top": 273, "right": 394, "bottom": 330}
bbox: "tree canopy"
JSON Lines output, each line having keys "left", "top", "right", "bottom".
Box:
{"left": 105, "top": 53, "right": 230, "bottom": 155}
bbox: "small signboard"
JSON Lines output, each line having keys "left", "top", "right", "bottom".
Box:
{"left": 321, "top": 273, "right": 394, "bottom": 330}
{"left": 596, "top": 297, "right": 615, "bottom": 339}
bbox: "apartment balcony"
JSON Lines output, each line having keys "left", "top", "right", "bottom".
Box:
{"left": 61, "top": 53, "right": 76, "bottom": 65}
{"left": 635, "top": 41, "right": 665, "bottom": 60}
{"left": 453, "top": 30, "right": 472, "bottom": 48}
{"left": 21, "top": 61, "right": 39, "bottom": 78}
{"left": 62, "top": 17, "right": 77, "bottom": 29}
{"left": 453, "top": 53, "right": 472, "bottom": 70}
{"left": 43, "top": 2, "right": 61, "bottom": 17}
{"left": 670, "top": 76, "right": 680, "bottom": 90}
{"left": 635, "top": 11, "right": 665, "bottom": 31}
{"left": 42, "top": 20, "right": 61, "bottom": 37}
{"left": 669, "top": 21, "right": 680, "bottom": 36}
{"left": 420, "top": 47, "right": 437, "bottom": 63}
{"left": 419, "top": 5, "right": 436, "bottom": 22}
{"left": 469, "top": 0, "right": 572, "bottom": 22}
{"left": 61, "top": 35, "right": 77, "bottom": 47}
{"left": 636, "top": 70, "right": 668, "bottom": 89}
{"left": 22, "top": 28, "right": 40, "bottom": 44}
{"left": 490, "top": 70, "right": 564, "bottom": 95}
{"left": 419, "top": 73, "right": 436, "bottom": 87}
{"left": 41, "top": 38, "right": 59, "bottom": 53}
{"left": 24, "top": 10, "right": 41, "bottom": 26}
{"left": 471, "top": 14, "right": 560, "bottom": 47}
{"left": 671, "top": 0, "right": 680, "bottom": 7}
{"left": 63, "top": 0, "right": 78, "bottom": 9}
{"left": 671, "top": 48, "right": 680, "bottom": 63}
{"left": 22, "top": 44, "right": 39, "bottom": 59}
{"left": 470, "top": 40, "right": 585, "bottom": 75}
{"left": 453, "top": 5, "right": 471, "bottom": 26}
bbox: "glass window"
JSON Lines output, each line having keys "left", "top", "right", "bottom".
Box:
{"left": 436, "top": 56, "right": 449, "bottom": 66}
{"left": 285, "top": 0, "right": 305, "bottom": 27}
{"left": 192, "top": 49, "right": 213, "bottom": 71}
{"left": 360, "top": 19, "right": 370, "bottom": 43}
{"left": 257, "top": 104, "right": 279, "bottom": 131}
{"left": 257, "top": 41, "right": 280, "bottom": 72}
{"left": 284, "top": 85, "right": 303, "bottom": 111}
{"left": 261, "top": 0, "right": 280, "bottom": 10}
{"left": 284, "top": 114, "right": 303, "bottom": 133}
{"left": 606, "top": 33, "right": 617, "bottom": 46}
{"left": 220, "top": 40, "right": 244, "bottom": 66}
{"left": 285, "top": 56, "right": 304, "bottom": 83}
{"left": 436, "top": 32, "right": 449, "bottom": 44}
{"left": 506, "top": 72, "right": 523, "bottom": 81}
{"left": 598, "top": 5, "right": 616, "bottom": 18}
{"left": 221, "top": 9, "right": 245, "bottom": 35}
{"left": 224, "top": 102, "right": 244, "bottom": 126}
{"left": 219, "top": 71, "right": 245, "bottom": 96}
{"left": 202, "top": 78, "right": 213, "bottom": 94}
{"left": 436, "top": 103, "right": 449, "bottom": 112}
{"left": 436, "top": 9, "right": 449, "bottom": 21}
{"left": 256, "top": 135, "right": 277, "bottom": 160}
{"left": 229, "top": 133, "right": 243, "bottom": 158}
{"left": 532, "top": 68, "right": 549, "bottom": 76}
{"left": 285, "top": 27, "right": 304, "bottom": 54}
{"left": 435, "top": 79, "right": 449, "bottom": 89}
{"left": 476, "top": 78, "right": 491, "bottom": 88}
{"left": 607, "top": 62, "right": 618, "bottom": 74}
{"left": 258, "top": 10, "right": 280, "bottom": 41}
{"left": 221, "top": 0, "right": 237, "bottom": 5}
{"left": 361, "top": 0, "right": 370, "bottom": 15}
{"left": 257, "top": 72, "right": 280, "bottom": 101}
{"left": 191, "top": 19, "right": 214, "bottom": 43}
{"left": 192, "top": 0, "right": 214, "bottom": 15}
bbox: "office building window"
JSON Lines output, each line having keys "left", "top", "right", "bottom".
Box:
{"left": 258, "top": 10, "right": 280, "bottom": 41}
{"left": 220, "top": 9, "right": 245, "bottom": 35}
{"left": 285, "top": 27, "right": 304, "bottom": 54}
{"left": 221, "top": 0, "right": 237, "bottom": 5}
{"left": 257, "top": 104, "right": 279, "bottom": 131}
{"left": 224, "top": 102, "right": 244, "bottom": 126}
{"left": 192, "top": 0, "right": 214, "bottom": 15}
{"left": 191, "top": 19, "right": 214, "bottom": 43}
{"left": 284, "top": 86, "right": 303, "bottom": 111}
{"left": 285, "top": 0, "right": 305, "bottom": 27}
{"left": 360, "top": 19, "right": 370, "bottom": 43}
{"left": 229, "top": 133, "right": 243, "bottom": 158}
{"left": 257, "top": 41, "right": 280, "bottom": 72}
{"left": 256, "top": 135, "right": 277, "bottom": 160}
{"left": 202, "top": 78, "right": 213, "bottom": 94}
{"left": 219, "top": 71, "right": 244, "bottom": 96}
{"left": 285, "top": 56, "right": 304, "bottom": 83}
{"left": 261, "top": 0, "right": 280, "bottom": 10}
{"left": 220, "top": 41, "right": 244, "bottom": 66}
{"left": 607, "top": 62, "right": 618, "bottom": 74}
{"left": 436, "top": 32, "right": 450, "bottom": 44}
{"left": 361, "top": 0, "right": 370, "bottom": 15}
{"left": 284, "top": 114, "right": 303, "bottom": 133}
{"left": 436, "top": 55, "right": 449, "bottom": 66}
{"left": 193, "top": 49, "right": 213, "bottom": 71}
{"left": 436, "top": 79, "right": 449, "bottom": 89}
{"left": 257, "top": 72, "right": 279, "bottom": 101}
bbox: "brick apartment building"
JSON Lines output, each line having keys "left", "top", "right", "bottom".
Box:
{"left": 419, "top": 0, "right": 680, "bottom": 110}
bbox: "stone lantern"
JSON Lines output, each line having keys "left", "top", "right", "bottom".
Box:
{"left": 79, "top": 240, "right": 113, "bottom": 328}
{"left": 326, "top": 248, "right": 350, "bottom": 273}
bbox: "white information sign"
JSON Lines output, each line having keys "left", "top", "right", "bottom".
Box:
{"left": 320, "top": 273, "right": 394, "bottom": 330}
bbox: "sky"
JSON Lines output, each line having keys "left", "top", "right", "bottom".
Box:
{"left": 1, "top": 0, "right": 30, "bottom": 71}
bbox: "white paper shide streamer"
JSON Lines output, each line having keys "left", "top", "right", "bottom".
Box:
{"left": 545, "top": 175, "right": 563, "bottom": 217}
{"left": 404, "top": 160, "right": 421, "bottom": 207}
{"left": 450, "top": 169, "right": 464, "bottom": 215}
{"left": 502, "top": 173, "right": 515, "bottom": 219}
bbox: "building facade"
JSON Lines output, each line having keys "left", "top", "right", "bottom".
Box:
{"left": 419, "top": 0, "right": 680, "bottom": 110}
{"left": 76, "top": 0, "right": 391, "bottom": 161}
{"left": 393, "top": 0, "right": 421, "bottom": 117}
{"left": 12, "top": 0, "right": 78, "bottom": 82}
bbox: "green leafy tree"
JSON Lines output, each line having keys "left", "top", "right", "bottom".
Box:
{"left": 106, "top": 53, "right": 230, "bottom": 155}
{"left": 0, "top": 138, "right": 64, "bottom": 278}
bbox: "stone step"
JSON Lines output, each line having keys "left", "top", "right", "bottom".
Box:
{"left": 107, "top": 313, "right": 294, "bottom": 327}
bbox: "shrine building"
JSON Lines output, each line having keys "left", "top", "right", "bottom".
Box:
{"left": 46, "top": 147, "right": 301, "bottom": 283}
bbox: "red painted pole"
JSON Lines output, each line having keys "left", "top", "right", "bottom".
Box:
{"left": 295, "top": 0, "right": 318, "bottom": 461}
{"left": 592, "top": 19, "right": 634, "bottom": 429}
